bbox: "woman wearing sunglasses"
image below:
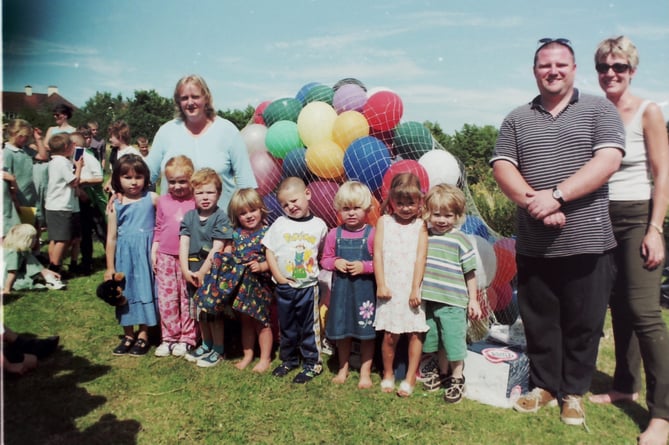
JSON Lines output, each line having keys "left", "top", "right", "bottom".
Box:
{"left": 590, "top": 36, "right": 669, "bottom": 445}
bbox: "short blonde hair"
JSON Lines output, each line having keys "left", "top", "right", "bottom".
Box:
{"left": 165, "top": 155, "right": 195, "bottom": 178}
{"left": 424, "top": 184, "right": 467, "bottom": 224}
{"left": 4, "top": 224, "right": 37, "bottom": 252}
{"left": 227, "top": 188, "right": 268, "bottom": 228}
{"left": 594, "top": 35, "right": 639, "bottom": 70}
{"left": 190, "top": 168, "right": 222, "bottom": 195}
{"left": 333, "top": 181, "right": 372, "bottom": 211}
{"left": 5, "top": 119, "right": 31, "bottom": 140}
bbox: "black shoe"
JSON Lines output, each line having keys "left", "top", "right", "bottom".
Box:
{"left": 272, "top": 362, "right": 298, "bottom": 377}
{"left": 128, "top": 338, "right": 150, "bottom": 356}
{"left": 443, "top": 376, "right": 465, "bottom": 404}
{"left": 113, "top": 336, "right": 135, "bottom": 355}
{"left": 292, "top": 364, "right": 323, "bottom": 384}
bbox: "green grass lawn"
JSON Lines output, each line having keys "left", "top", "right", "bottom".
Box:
{"left": 4, "top": 252, "right": 667, "bottom": 445}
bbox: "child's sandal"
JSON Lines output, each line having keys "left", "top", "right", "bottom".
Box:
{"left": 397, "top": 380, "right": 415, "bottom": 397}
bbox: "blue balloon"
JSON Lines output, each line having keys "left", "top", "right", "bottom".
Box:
{"left": 282, "top": 147, "right": 310, "bottom": 182}
{"left": 263, "top": 193, "right": 283, "bottom": 226}
{"left": 462, "top": 214, "right": 493, "bottom": 242}
{"left": 343, "top": 136, "right": 392, "bottom": 193}
{"left": 296, "top": 82, "right": 321, "bottom": 105}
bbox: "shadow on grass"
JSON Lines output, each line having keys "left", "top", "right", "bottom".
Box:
{"left": 4, "top": 347, "right": 141, "bottom": 445}
{"left": 590, "top": 369, "right": 649, "bottom": 432}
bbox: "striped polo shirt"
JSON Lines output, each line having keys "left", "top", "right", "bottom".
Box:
{"left": 422, "top": 228, "right": 477, "bottom": 308}
{"left": 491, "top": 89, "right": 625, "bottom": 258}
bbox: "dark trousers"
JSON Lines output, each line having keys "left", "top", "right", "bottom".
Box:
{"left": 79, "top": 199, "right": 107, "bottom": 265}
{"left": 275, "top": 283, "right": 321, "bottom": 367}
{"left": 609, "top": 200, "right": 669, "bottom": 419}
{"left": 517, "top": 252, "right": 614, "bottom": 396}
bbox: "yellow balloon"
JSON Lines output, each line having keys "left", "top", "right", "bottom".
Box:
{"left": 332, "top": 111, "right": 369, "bottom": 149}
{"left": 305, "top": 140, "right": 345, "bottom": 180}
{"left": 297, "top": 101, "right": 338, "bottom": 147}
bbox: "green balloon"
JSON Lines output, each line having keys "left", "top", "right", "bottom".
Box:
{"left": 265, "top": 120, "right": 303, "bottom": 159}
{"left": 393, "top": 121, "right": 433, "bottom": 160}
{"left": 263, "top": 98, "right": 303, "bottom": 126}
{"left": 304, "top": 85, "right": 334, "bottom": 105}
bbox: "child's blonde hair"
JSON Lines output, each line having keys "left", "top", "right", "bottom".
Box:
{"left": 190, "top": 168, "right": 222, "bottom": 195}
{"left": 227, "top": 188, "right": 268, "bottom": 228}
{"left": 165, "top": 155, "right": 195, "bottom": 178}
{"left": 5, "top": 119, "right": 32, "bottom": 142}
{"left": 424, "top": 184, "right": 467, "bottom": 225}
{"left": 381, "top": 172, "right": 424, "bottom": 215}
{"left": 333, "top": 181, "right": 372, "bottom": 212}
{"left": 3, "top": 224, "right": 37, "bottom": 252}
{"left": 48, "top": 133, "right": 72, "bottom": 155}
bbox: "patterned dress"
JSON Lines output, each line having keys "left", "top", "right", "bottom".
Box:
{"left": 373, "top": 214, "right": 428, "bottom": 334}
{"left": 231, "top": 226, "right": 274, "bottom": 326}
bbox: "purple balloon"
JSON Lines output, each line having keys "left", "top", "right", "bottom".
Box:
{"left": 263, "top": 193, "right": 283, "bottom": 226}
{"left": 333, "top": 84, "right": 368, "bottom": 113}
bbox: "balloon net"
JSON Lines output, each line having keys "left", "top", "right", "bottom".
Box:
{"left": 242, "top": 78, "right": 519, "bottom": 343}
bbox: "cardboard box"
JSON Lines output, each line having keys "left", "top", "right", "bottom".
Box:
{"left": 464, "top": 340, "right": 529, "bottom": 408}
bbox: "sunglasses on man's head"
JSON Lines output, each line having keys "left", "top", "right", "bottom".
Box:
{"left": 595, "top": 63, "right": 631, "bottom": 74}
{"left": 537, "top": 37, "right": 572, "bottom": 48}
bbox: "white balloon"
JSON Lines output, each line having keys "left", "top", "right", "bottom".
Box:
{"left": 418, "top": 149, "right": 461, "bottom": 187}
{"left": 241, "top": 123, "right": 268, "bottom": 154}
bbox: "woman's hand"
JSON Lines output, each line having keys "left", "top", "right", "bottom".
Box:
{"left": 641, "top": 229, "right": 665, "bottom": 270}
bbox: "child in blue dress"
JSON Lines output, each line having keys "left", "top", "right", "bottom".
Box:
{"left": 105, "top": 154, "right": 158, "bottom": 356}
{"left": 320, "top": 181, "right": 376, "bottom": 389}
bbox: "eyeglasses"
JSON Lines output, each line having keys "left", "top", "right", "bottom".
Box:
{"left": 537, "top": 37, "right": 573, "bottom": 51}
{"left": 595, "top": 63, "right": 630, "bottom": 74}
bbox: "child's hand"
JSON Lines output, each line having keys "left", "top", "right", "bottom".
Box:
{"left": 244, "top": 259, "right": 263, "bottom": 273}
{"left": 468, "top": 298, "right": 483, "bottom": 320}
{"left": 187, "top": 271, "right": 203, "bottom": 288}
{"left": 346, "top": 261, "right": 364, "bottom": 276}
{"left": 408, "top": 289, "right": 422, "bottom": 308}
{"left": 376, "top": 285, "right": 392, "bottom": 300}
{"left": 334, "top": 258, "right": 349, "bottom": 274}
{"left": 41, "top": 268, "right": 61, "bottom": 281}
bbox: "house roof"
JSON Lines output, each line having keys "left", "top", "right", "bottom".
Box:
{"left": 2, "top": 91, "right": 78, "bottom": 114}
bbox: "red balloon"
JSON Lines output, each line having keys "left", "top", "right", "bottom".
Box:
{"left": 250, "top": 150, "right": 281, "bottom": 196}
{"left": 254, "top": 101, "right": 271, "bottom": 125}
{"left": 491, "top": 281, "right": 513, "bottom": 312}
{"left": 308, "top": 180, "right": 340, "bottom": 228}
{"left": 492, "top": 242, "right": 517, "bottom": 286}
{"left": 363, "top": 91, "right": 403, "bottom": 132}
{"left": 380, "top": 160, "right": 430, "bottom": 200}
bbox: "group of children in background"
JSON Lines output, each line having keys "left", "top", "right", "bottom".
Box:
{"left": 4, "top": 115, "right": 482, "bottom": 400}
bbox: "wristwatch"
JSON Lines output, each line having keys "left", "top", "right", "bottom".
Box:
{"left": 552, "top": 187, "right": 565, "bottom": 205}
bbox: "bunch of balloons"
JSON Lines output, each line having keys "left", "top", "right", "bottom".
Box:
{"left": 241, "top": 78, "right": 518, "bottom": 327}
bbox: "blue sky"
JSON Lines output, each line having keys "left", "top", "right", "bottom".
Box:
{"left": 3, "top": 0, "right": 668, "bottom": 134}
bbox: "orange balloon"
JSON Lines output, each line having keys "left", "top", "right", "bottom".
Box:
{"left": 332, "top": 111, "right": 369, "bottom": 149}
{"left": 305, "top": 140, "right": 345, "bottom": 180}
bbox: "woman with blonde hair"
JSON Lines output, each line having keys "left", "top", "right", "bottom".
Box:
{"left": 589, "top": 35, "right": 669, "bottom": 445}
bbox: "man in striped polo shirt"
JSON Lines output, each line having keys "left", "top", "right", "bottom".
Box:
{"left": 490, "top": 38, "right": 625, "bottom": 427}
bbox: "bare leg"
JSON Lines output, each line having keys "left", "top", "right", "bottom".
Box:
{"left": 588, "top": 390, "right": 639, "bottom": 404}
{"left": 358, "top": 339, "right": 375, "bottom": 389}
{"left": 137, "top": 324, "right": 149, "bottom": 342}
{"left": 638, "top": 418, "right": 669, "bottom": 445}
{"left": 332, "top": 338, "right": 351, "bottom": 384}
{"left": 236, "top": 314, "right": 255, "bottom": 370}
{"left": 381, "top": 332, "right": 399, "bottom": 389}
{"left": 404, "top": 332, "right": 423, "bottom": 388}
{"left": 252, "top": 323, "right": 273, "bottom": 373}
{"left": 449, "top": 360, "right": 464, "bottom": 379}
{"left": 49, "top": 240, "right": 68, "bottom": 267}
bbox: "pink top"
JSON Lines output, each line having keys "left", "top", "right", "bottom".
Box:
{"left": 320, "top": 224, "right": 375, "bottom": 274}
{"left": 153, "top": 193, "right": 196, "bottom": 255}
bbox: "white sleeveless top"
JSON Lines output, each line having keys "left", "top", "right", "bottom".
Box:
{"left": 609, "top": 100, "right": 653, "bottom": 201}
